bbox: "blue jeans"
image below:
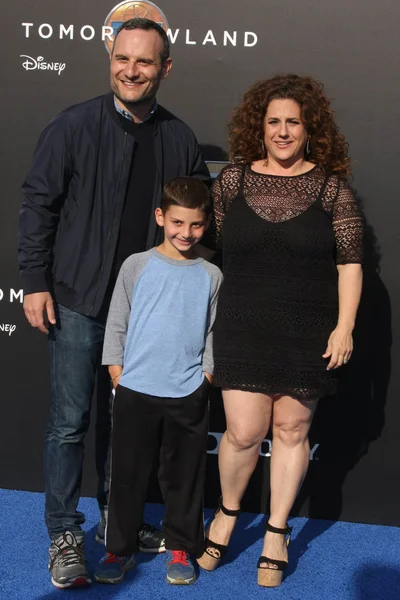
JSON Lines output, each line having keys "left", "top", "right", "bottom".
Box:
{"left": 45, "top": 304, "right": 112, "bottom": 538}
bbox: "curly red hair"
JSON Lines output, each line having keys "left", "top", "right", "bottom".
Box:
{"left": 229, "top": 74, "right": 350, "bottom": 176}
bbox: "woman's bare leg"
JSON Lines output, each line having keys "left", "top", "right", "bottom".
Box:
{"left": 207, "top": 390, "right": 273, "bottom": 546}
{"left": 260, "top": 395, "right": 317, "bottom": 565}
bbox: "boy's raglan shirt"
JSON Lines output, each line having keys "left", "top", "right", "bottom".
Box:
{"left": 102, "top": 247, "right": 223, "bottom": 398}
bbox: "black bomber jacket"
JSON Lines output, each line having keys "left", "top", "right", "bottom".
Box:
{"left": 18, "top": 92, "right": 210, "bottom": 317}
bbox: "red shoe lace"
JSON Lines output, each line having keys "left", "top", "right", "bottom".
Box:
{"left": 104, "top": 553, "right": 122, "bottom": 564}
{"left": 170, "top": 550, "right": 189, "bottom": 566}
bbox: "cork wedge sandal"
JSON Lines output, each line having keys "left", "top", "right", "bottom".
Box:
{"left": 257, "top": 522, "right": 292, "bottom": 587}
{"left": 197, "top": 499, "right": 240, "bottom": 571}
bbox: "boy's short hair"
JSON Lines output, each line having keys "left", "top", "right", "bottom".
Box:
{"left": 161, "top": 177, "right": 211, "bottom": 216}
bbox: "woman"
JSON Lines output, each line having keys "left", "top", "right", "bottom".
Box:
{"left": 197, "top": 74, "right": 364, "bottom": 587}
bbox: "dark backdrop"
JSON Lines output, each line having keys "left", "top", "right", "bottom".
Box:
{"left": 1, "top": 0, "right": 398, "bottom": 526}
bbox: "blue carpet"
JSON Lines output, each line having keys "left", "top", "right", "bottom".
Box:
{"left": 1, "top": 489, "right": 399, "bottom": 600}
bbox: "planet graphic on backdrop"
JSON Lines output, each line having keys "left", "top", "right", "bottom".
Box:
{"left": 104, "top": 1, "right": 169, "bottom": 53}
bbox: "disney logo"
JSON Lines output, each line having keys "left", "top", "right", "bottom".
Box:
{"left": 20, "top": 55, "right": 66, "bottom": 75}
{"left": 0, "top": 324, "right": 17, "bottom": 336}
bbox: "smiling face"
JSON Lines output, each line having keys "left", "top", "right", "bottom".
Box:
{"left": 263, "top": 98, "right": 308, "bottom": 167}
{"left": 155, "top": 205, "right": 209, "bottom": 259}
{"left": 110, "top": 27, "right": 172, "bottom": 111}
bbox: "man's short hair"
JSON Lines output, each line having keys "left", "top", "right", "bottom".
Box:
{"left": 114, "top": 18, "right": 170, "bottom": 63}
{"left": 161, "top": 177, "right": 211, "bottom": 216}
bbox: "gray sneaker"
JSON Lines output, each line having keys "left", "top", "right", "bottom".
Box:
{"left": 49, "top": 531, "right": 91, "bottom": 589}
{"left": 138, "top": 523, "right": 166, "bottom": 554}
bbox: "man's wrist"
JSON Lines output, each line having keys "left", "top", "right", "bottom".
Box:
{"left": 21, "top": 272, "right": 51, "bottom": 295}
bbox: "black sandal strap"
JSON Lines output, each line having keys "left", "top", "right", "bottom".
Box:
{"left": 219, "top": 504, "right": 241, "bottom": 518}
{"left": 218, "top": 496, "right": 241, "bottom": 518}
{"left": 257, "top": 556, "right": 288, "bottom": 571}
{"left": 204, "top": 537, "right": 228, "bottom": 559}
{"left": 266, "top": 522, "right": 292, "bottom": 536}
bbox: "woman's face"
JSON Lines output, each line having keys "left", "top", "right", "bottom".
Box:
{"left": 263, "top": 98, "right": 308, "bottom": 165}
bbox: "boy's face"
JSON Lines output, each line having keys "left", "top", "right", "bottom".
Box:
{"left": 155, "top": 205, "right": 210, "bottom": 255}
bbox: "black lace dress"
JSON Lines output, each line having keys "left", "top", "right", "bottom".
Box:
{"left": 211, "top": 164, "right": 364, "bottom": 400}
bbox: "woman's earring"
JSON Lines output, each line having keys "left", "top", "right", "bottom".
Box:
{"left": 262, "top": 140, "right": 266, "bottom": 156}
{"left": 262, "top": 140, "right": 268, "bottom": 165}
{"left": 306, "top": 139, "right": 311, "bottom": 156}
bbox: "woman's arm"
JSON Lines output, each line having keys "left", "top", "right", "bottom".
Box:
{"left": 336, "top": 264, "right": 363, "bottom": 331}
{"left": 323, "top": 263, "right": 362, "bottom": 369}
{"left": 323, "top": 177, "right": 364, "bottom": 370}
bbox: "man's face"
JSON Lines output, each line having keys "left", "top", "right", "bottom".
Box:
{"left": 110, "top": 28, "right": 172, "bottom": 107}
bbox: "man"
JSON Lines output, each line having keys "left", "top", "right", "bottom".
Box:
{"left": 18, "top": 18, "right": 209, "bottom": 589}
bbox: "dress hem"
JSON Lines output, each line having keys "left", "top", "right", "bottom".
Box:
{"left": 213, "top": 380, "right": 336, "bottom": 402}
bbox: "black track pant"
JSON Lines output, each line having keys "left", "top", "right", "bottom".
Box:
{"left": 106, "top": 379, "right": 209, "bottom": 557}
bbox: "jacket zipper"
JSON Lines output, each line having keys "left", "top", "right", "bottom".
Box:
{"left": 88, "top": 131, "right": 128, "bottom": 316}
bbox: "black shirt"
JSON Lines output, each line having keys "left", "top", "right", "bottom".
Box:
{"left": 112, "top": 112, "right": 157, "bottom": 281}
{"left": 98, "top": 112, "right": 157, "bottom": 321}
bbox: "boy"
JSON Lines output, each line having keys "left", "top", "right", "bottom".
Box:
{"left": 94, "top": 177, "right": 222, "bottom": 586}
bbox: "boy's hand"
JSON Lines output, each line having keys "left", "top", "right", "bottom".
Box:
{"left": 203, "top": 372, "right": 213, "bottom": 385}
{"left": 109, "top": 365, "right": 123, "bottom": 389}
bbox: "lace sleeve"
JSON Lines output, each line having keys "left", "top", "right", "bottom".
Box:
{"left": 208, "top": 165, "right": 243, "bottom": 250}
{"left": 210, "top": 175, "right": 224, "bottom": 250}
{"left": 332, "top": 178, "right": 364, "bottom": 264}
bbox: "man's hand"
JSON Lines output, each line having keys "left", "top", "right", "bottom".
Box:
{"left": 23, "top": 292, "right": 56, "bottom": 334}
